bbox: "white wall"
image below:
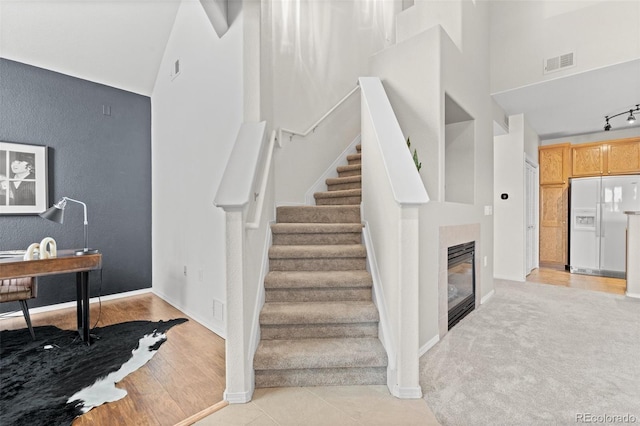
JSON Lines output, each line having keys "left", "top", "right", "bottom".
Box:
{"left": 261, "top": 0, "right": 401, "bottom": 204}
{"left": 541, "top": 127, "right": 640, "bottom": 146}
{"left": 151, "top": 0, "right": 244, "bottom": 336}
{"left": 494, "top": 114, "right": 540, "bottom": 282}
{"left": 370, "top": 0, "right": 494, "bottom": 348}
{"left": 445, "top": 120, "right": 475, "bottom": 204}
{"left": 490, "top": 0, "right": 640, "bottom": 93}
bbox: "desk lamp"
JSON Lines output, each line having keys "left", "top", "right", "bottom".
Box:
{"left": 40, "top": 197, "right": 99, "bottom": 255}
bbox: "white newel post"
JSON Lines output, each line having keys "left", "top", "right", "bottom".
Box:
{"left": 222, "top": 208, "right": 253, "bottom": 403}
{"left": 394, "top": 205, "right": 422, "bottom": 398}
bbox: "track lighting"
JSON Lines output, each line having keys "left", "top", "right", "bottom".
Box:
{"left": 604, "top": 104, "right": 639, "bottom": 131}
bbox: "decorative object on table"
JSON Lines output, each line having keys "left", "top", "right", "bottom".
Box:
{"left": 0, "top": 141, "right": 48, "bottom": 215}
{"left": 0, "top": 318, "right": 188, "bottom": 426}
{"left": 22, "top": 237, "right": 57, "bottom": 260}
{"left": 406, "top": 137, "right": 422, "bottom": 172}
{"left": 0, "top": 277, "right": 38, "bottom": 340}
{"left": 40, "top": 197, "right": 99, "bottom": 255}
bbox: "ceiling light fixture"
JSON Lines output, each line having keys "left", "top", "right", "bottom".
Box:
{"left": 604, "top": 104, "right": 639, "bottom": 131}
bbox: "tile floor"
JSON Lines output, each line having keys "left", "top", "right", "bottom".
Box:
{"left": 195, "top": 385, "right": 440, "bottom": 426}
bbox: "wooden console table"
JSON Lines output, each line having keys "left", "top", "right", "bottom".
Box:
{"left": 0, "top": 250, "right": 102, "bottom": 344}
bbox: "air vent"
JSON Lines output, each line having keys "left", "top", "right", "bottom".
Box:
{"left": 544, "top": 52, "right": 575, "bottom": 74}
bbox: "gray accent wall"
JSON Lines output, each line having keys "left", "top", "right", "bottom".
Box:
{"left": 0, "top": 58, "right": 151, "bottom": 312}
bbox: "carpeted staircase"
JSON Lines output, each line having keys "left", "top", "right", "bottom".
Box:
{"left": 254, "top": 144, "right": 388, "bottom": 387}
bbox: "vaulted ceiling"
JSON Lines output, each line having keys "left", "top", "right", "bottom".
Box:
{"left": 1, "top": 1, "right": 638, "bottom": 139}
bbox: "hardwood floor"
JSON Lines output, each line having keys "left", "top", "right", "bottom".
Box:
{"left": 527, "top": 264, "right": 626, "bottom": 295}
{"left": 0, "top": 293, "right": 226, "bottom": 426}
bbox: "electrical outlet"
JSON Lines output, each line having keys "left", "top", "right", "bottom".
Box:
{"left": 484, "top": 256, "right": 488, "bottom": 267}
{"left": 198, "top": 269, "right": 204, "bottom": 282}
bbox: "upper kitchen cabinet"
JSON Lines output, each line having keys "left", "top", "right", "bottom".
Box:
{"left": 539, "top": 143, "right": 570, "bottom": 185}
{"left": 606, "top": 137, "right": 640, "bottom": 175}
{"left": 571, "top": 137, "right": 640, "bottom": 177}
{"left": 572, "top": 143, "right": 605, "bottom": 176}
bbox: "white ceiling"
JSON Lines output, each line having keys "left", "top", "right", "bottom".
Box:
{"left": 1, "top": 1, "right": 638, "bottom": 139}
{"left": 0, "top": 0, "right": 182, "bottom": 96}
{"left": 492, "top": 59, "right": 640, "bottom": 140}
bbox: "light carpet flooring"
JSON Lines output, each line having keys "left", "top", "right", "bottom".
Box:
{"left": 420, "top": 279, "right": 640, "bottom": 425}
{"left": 195, "top": 386, "right": 439, "bottom": 425}
{"left": 197, "top": 278, "right": 639, "bottom": 426}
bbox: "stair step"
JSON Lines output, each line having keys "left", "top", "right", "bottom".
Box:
{"left": 337, "top": 164, "right": 361, "bottom": 177}
{"left": 314, "top": 189, "right": 361, "bottom": 206}
{"left": 326, "top": 175, "right": 361, "bottom": 191}
{"left": 265, "top": 270, "right": 372, "bottom": 289}
{"left": 268, "top": 245, "right": 367, "bottom": 271}
{"left": 276, "top": 205, "right": 360, "bottom": 224}
{"left": 255, "top": 366, "right": 386, "bottom": 388}
{"left": 260, "top": 301, "right": 379, "bottom": 339}
{"left": 271, "top": 223, "right": 362, "bottom": 245}
{"left": 265, "top": 287, "right": 372, "bottom": 303}
{"left": 260, "top": 301, "right": 379, "bottom": 325}
{"left": 356, "top": 144, "right": 361, "bottom": 153}
{"left": 347, "top": 153, "right": 361, "bottom": 165}
{"left": 265, "top": 270, "right": 373, "bottom": 302}
{"left": 254, "top": 337, "right": 387, "bottom": 370}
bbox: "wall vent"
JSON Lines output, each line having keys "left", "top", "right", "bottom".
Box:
{"left": 544, "top": 52, "right": 575, "bottom": 74}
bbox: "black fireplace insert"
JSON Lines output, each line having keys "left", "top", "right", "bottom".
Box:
{"left": 447, "top": 241, "right": 475, "bottom": 329}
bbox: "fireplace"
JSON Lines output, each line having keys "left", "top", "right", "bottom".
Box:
{"left": 447, "top": 241, "right": 475, "bottom": 330}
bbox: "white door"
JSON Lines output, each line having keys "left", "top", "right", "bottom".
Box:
{"left": 525, "top": 159, "right": 538, "bottom": 275}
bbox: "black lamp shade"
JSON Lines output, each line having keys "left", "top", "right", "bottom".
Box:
{"left": 40, "top": 205, "right": 65, "bottom": 224}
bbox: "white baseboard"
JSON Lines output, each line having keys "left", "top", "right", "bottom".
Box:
{"left": 390, "top": 385, "right": 423, "bottom": 399}
{"left": 248, "top": 226, "right": 272, "bottom": 362}
{"left": 1, "top": 288, "right": 152, "bottom": 318}
{"left": 224, "top": 388, "right": 254, "bottom": 404}
{"left": 152, "top": 289, "right": 226, "bottom": 339}
{"left": 304, "top": 135, "right": 361, "bottom": 205}
{"left": 481, "top": 289, "right": 496, "bottom": 304}
{"left": 494, "top": 274, "right": 525, "bottom": 283}
{"left": 626, "top": 291, "right": 640, "bottom": 299}
{"left": 418, "top": 334, "right": 440, "bottom": 357}
{"left": 362, "top": 220, "right": 396, "bottom": 370}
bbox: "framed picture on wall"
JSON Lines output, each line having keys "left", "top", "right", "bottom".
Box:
{"left": 0, "top": 141, "right": 48, "bottom": 215}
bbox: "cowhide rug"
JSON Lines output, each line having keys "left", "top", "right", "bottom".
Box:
{"left": 0, "top": 318, "right": 187, "bottom": 426}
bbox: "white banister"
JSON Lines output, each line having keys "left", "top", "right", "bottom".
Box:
{"left": 280, "top": 85, "right": 361, "bottom": 141}
{"left": 214, "top": 122, "right": 267, "bottom": 209}
{"left": 359, "top": 76, "right": 428, "bottom": 399}
{"left": 245, "top": 130, "right": 277, "bottom": 229}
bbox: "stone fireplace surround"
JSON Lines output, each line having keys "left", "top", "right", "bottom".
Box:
{"left": 438, "top": 224, "right": 481, "bottom": 338}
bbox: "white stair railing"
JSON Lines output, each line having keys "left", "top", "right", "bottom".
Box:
{"left": 279, "top": 85, "right": 361, "bottom": 142}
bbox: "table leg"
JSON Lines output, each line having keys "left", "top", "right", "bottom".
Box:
{"left": 76, "top": 271, "right": 91, "bottom": 344}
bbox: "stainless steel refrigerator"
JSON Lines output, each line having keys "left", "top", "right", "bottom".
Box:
{"left": 570, "top": 175, "right": 640, "bottom": 278}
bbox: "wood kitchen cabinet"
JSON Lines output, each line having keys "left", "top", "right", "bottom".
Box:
{"left": 572, "top": 143, "right": 605, "bottom": 176}
{"left": 539, "top": 143, "right": 570, "bottom": 185}
{"left": 572, "top": 137, "right": 640, "bottom": 177}
{"left": 606, "top": 137, "right": 640, "bottom": 175}
{"left": 539, "top": 143, "right": 570, "bottom": 265}
{"left": 539, "top": 184, "right": 568, "bottom": 265}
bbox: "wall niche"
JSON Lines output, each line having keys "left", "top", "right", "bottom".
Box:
{"left": 444, "top": 93, "right": 475, "bottom": 204}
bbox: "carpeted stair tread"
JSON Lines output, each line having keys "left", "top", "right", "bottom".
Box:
{"left": 271, "top": 223, "right": 363, "bottom": 234}
{"left": 356, "top": 144, "right": 361, "bottom": 152}
{"left": 260, "top": 301, "right": 378, "bottom": 325}
{"left": 265, "top": 270, "right": 372, "bottom": 289}
{"left": 337, "top": 164, "right": 361, "bottom": 177}
{"left": 254, "top": 337, "right": 387, "bottom": 370}
{"left": 326, "top": 175, "right": 361, "bottom": 191}
{"left": 314, "top": 189, "right": 361, "bottom": 199}
{"left": 347, "top": 153, "right": 362, "bottom": 165}
{"left": 269, "top": 244, "right": 366, "bottom": 259}
{"left": 276, "top": 205, "right": 361, "bottom": 223}
{"left": 255, "top": 366, "right": 385, "bottom": 388}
